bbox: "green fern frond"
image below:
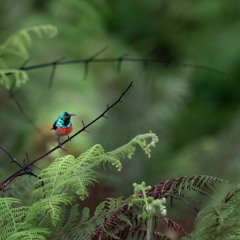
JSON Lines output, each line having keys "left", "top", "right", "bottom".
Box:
{"left": 92, "top": 200, "right": 108, "bottom": 226}
{"left": 58, "top": 198, "right": 128, "bottom": 240}
{"left": 109, "top": 132, "right": 158, "bottom": 159}
{"left": 75, "top": 143, "right": 123, "bottom": 172}
{"left": 34, "top": 133, "right": 158, "bottom": 201}
{"left": 6, "top": 228, "right": 49, "bottom": 240}
{"left": 57, "top": 207, "right": 91, "bottom": 240}
{"left": 1, "top": 25, "right": 57, "bottom": 60}
{"left": 184, "top": 200, "right": 240, "bottom": 239}
{"left": 63, "top": 210, "right": 95, "bottom": 240}
{"left": 0, "top": 197, "right": 27, "bottom": 239}
{"left": 183, "top": 185, "right": 240, "bottom": 240}
{"left": 150, "top": 175, "right": 226, "bottom": 197}
{"left": 56, "top": 204, "right": 80, "bottom": 234}
{"left": 33, "top": 155, "right": 76, "bottom": 196}
{"left": 0, "top": 69, "right": 28, "bottom": 89}
{"left": 34, "top": 153, "right": 97, "bottom": 199}
{"left": 26, "top": 194, "right": 73, "bottom": 226}
{"left": 0, "top": 197, "right": 48, "bottom": 240}
{"left": 0, "top": 25, "right": 57, "bottom": 89}
{"left": 175, "top": 175, "right": 226, "bottom": 196}
{"left": 223, "top": 184, "right": 240, "bottom": 203}
{"left": 84, "top": 198, "right": 130, "bottom": 239}
{"left": 80, "top": 207, "right": 91, "bottom": 223}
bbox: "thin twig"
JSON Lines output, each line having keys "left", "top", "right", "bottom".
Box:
{"left": 0, "top": 146, "right": 38, "bottom": 178}
{"left": 48, "top": 56, "right": 66, "bottom": 88}
{"left": 0, "top": 146, "right": 19, "bottom": 167}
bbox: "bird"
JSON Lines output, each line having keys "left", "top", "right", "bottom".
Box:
{"left": 52, "top": 112, "right": 76, "bottom": 145}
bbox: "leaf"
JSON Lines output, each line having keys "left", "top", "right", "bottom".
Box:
{"left": 26, "top": 194, "right": 73, "bottom": 226}
{"left": 1, "top": 25, "right": 58, "bottom": 60}
{"left": 7, "top": 228, "right": 49, "bottom": 240}
{"left": 0, "top": 69, "right": 29, "bottom": 89}
{"left": 147, "top": 175, "right": 227, "bottom": 199}
{"left": 109, "top": 132, "right": 159, "bottom": 159}
{"left": 0, "top": 197, "right": 48, "bottom": 240}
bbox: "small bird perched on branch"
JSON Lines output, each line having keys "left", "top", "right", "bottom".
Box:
{"left": 52, "top": 112, "right": 76, "bottom": 145}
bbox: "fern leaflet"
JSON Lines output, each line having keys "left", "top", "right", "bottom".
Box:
{"left": 1, "top": 25, "right": 57, "bottom": 60}
{"left": 0, "top": 25, "right": 57, "bottom": 89}
{"left": 0, "top": 197, "right": 48, "bottom": 240}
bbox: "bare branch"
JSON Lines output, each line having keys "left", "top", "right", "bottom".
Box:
{"left": 0, "top": 81, "right": 133, "bottom": 191}
{"left": 20, "top": 56, "right": 226, "bottom": 78}
{"left": 0, "top": 146, "right": 38, "bottom": 179}
{"left": 0, "top": 146, "right": 18, "bottom": 166}
{"left": 81, "top": 120, "right": 90, "bottom": 132}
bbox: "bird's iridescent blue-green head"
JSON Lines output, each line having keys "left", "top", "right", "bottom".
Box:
{"left": 58, "top": 112, "right": 76, "bottom": 121}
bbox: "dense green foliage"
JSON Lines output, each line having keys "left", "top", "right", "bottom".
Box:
{"left": 183, "top": 185, "right": 240, "bottom": 240}
{"left": 0, "top": 132, "right": 159, "bottom": 239}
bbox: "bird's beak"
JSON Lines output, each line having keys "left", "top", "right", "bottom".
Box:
{"left": 70, "top": 113, "right": 76, "bottom": 116}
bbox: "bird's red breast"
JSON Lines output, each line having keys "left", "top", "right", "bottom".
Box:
{"left": 54, "top": 125, "right": 73, "bottom": 136}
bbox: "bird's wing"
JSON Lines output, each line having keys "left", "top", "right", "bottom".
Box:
{"left": 52, "top": 120, "right": 58, "bottom": 130}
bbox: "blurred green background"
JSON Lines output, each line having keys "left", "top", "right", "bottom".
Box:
{"left": 1, "top": 0, "right": 240, "bottom": 237}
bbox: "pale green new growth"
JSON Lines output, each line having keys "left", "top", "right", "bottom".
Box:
{"left": 130, "top": 182, "right": 167, "bottom": 240}
{"left": 109, "top": 132, "right": 158, "bottom": 159}
{"left": 0, "top": 69, "right": 29, "bottom": 89}
{"left": 1, "top": 25, "right": 57, "bottom": 59}
{"left": 0, "top": 25, "right": 58, "bottom": 89}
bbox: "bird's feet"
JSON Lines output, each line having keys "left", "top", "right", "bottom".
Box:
{"left": 57, "top": 138, "right": 67, "bottom": 151}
